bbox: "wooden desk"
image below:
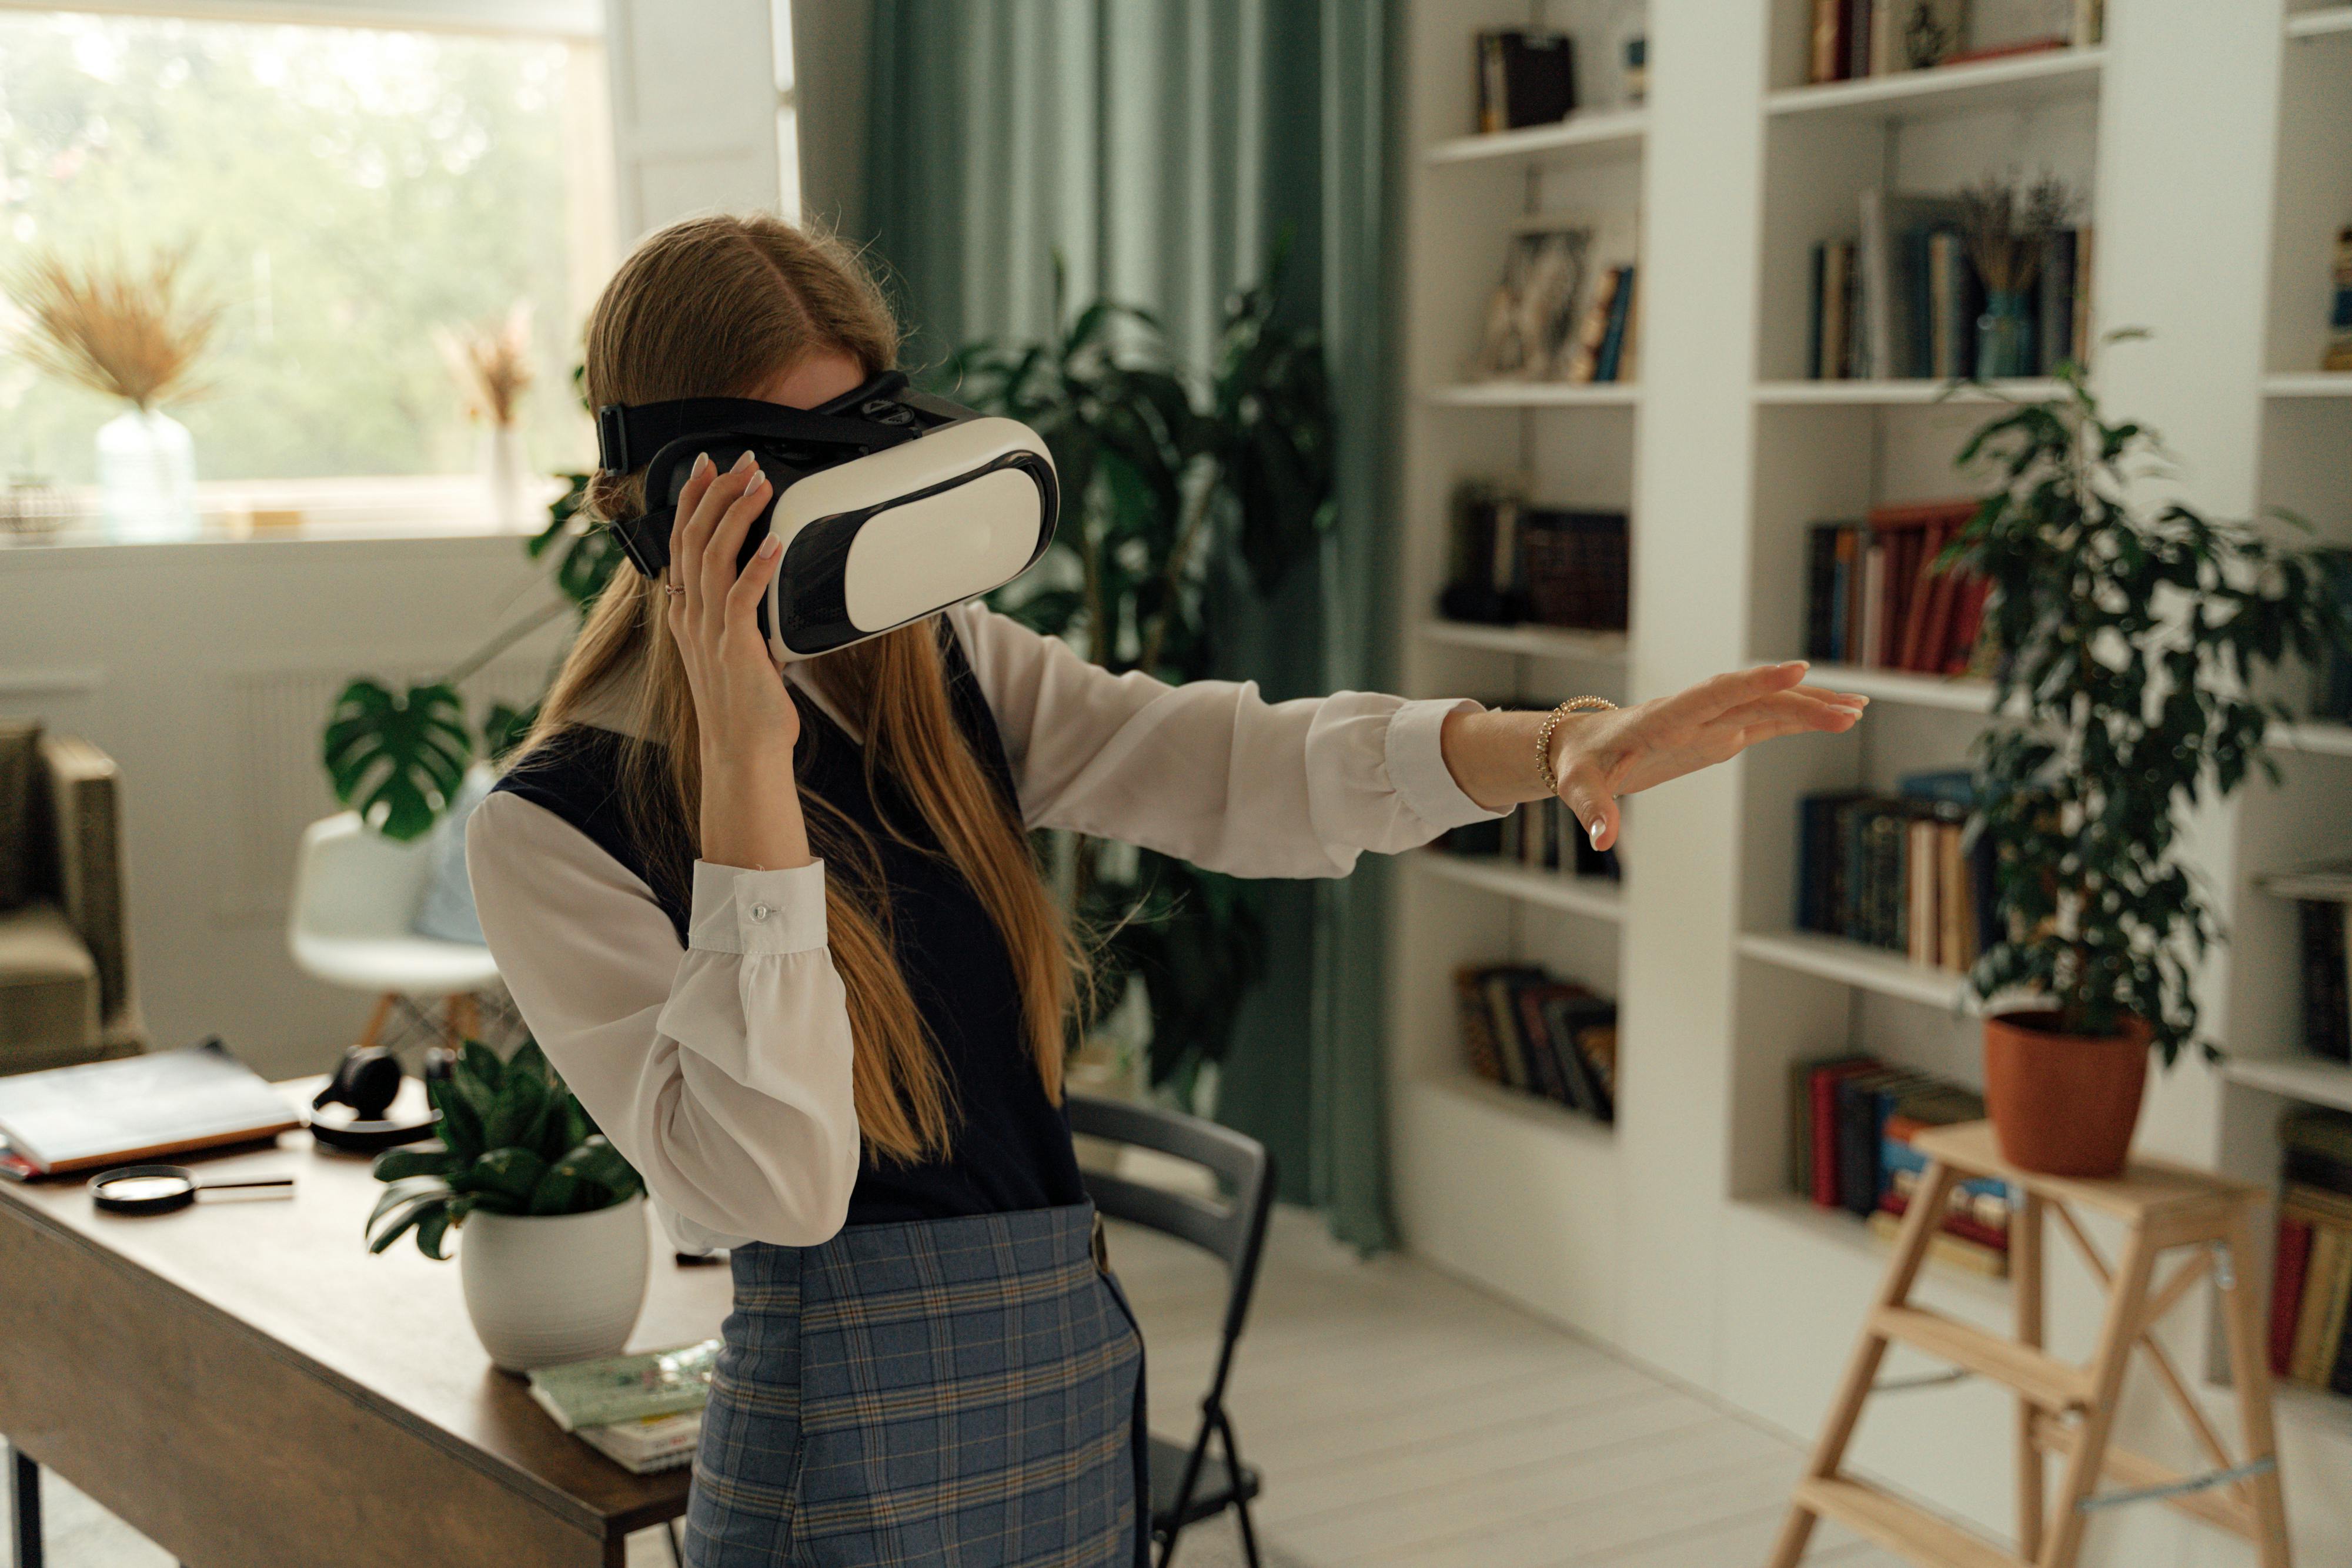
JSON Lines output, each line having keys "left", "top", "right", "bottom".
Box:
{"left": 0, "top": 1079, "right": 732, "bottom": 1568}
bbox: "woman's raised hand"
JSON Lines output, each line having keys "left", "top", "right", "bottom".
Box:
{"left": 1439, "top": 661, "right": 1868, "bottom": 853}
{"left": 664, "top": 449, "right": 811, "bottom": 871}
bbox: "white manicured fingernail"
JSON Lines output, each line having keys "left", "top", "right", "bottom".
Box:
{"left": 731, "top": 450, "right": 757, "bottom": 473}
{"left": 1590, "top": 821, "right": 1603, "bottom": 847}
{"left": 693, "top": 452, "right": 713, "bottom": 478}
{"left": 759, "top": 535, "right": 780, "bottom": 557}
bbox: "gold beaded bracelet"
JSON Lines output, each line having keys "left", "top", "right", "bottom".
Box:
{"left": 1536, "top": 696, "right": 1618, "bottom": 795}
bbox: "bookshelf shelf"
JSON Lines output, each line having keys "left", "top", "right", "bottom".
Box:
{"left": 1737, "top": 928, "right": 1975, "bottom": 1012}
{"left": 1753, "top": 378, "right": 2065, "bottom": 406}
{"left": 2222, "top": 1055, "right": 2352, "bottom": 1114}
{"left": 1415, "top": 1066, "right": 1616, "bottom": 1146}
{"left": 1786, "top": 662, "right": 1996, "bottom": 712}
{"left": 1425, "top": 381, "right": 1640, "bottom": 407}
{"left": 1764, "top": 47, "right": 2104, "bottom": 123}
{"left": 2263, "top": 371, "right": 2352, "bottom": 397}
{"left": 1420, "top": 619, "right": 1631, "bottom": 663}
{"left": 2286, "top": 6, "right": 2352, "bottom": 39}
{"left": 2269, "top": 719, "right": 2352, "bottom": 757}
{"left": 1733, "top": 1194, "right": 2009, "bottom": 1305}
{"left": 1412, "top": 851, "right": 1626, "bottom": 923}
{"left": 1424, "top": 108, "right": 1649, "bottom": 168}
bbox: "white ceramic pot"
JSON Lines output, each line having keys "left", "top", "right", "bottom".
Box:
{"left": 458, "top": 1195, "right": 650, "bottom": 1372}
{"left": 478, "top": 422, "right": 528, "bottom": 532}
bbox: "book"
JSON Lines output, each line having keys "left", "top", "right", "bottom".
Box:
{"left": 2296, "top": 1226, "right": 2352, "bottom": 1386}
{"left": 2272, "top": 1214, "right": 2314, "bottom": 1377}
{"left": 1596, "top": 265, "right": 1637, "bottom": 382}
{"left": 1810, "top": 0, "right": 1850, "bottom": 83}
{"left": 1809, "top": 1057, "right": 1880, "bottom": 1206}
{"left": 577, "top": 1409, "right": 703, "bottom": 1474}
{"left": 0, "top": 1038, "right": 301, "bottom": 1175}
{"left": 1563, "top": 266, "right": 1622, "bottom": 384}
{"left": 1475, "top": 29, "right": 1576, "bottom": 133}
{"left": 1454, "top": 965, "right": 1506, "bottom": 1084}
{"left": 1867, "top": 1209, "right": 2009, "bottom": 1276}
{"left": 526, "top": 1339, "right": 721, "bottom": 1433}
{"left": 2038, "top": 228, "right": 2079, "bottom": 372}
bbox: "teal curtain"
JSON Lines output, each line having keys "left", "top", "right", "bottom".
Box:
{"left": 862, "top": 0, "right": 1401, "bottom": 1251}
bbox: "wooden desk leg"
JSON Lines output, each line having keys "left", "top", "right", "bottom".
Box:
{"left": 1768, "top": 1160, "right": 1960, "bottom": 1568}
{"left": 2220, "top": 1204, "right": 2293, "bottom": 1568}
{"left": 8, "top": 1446, "right": 40, "bottom": 1568}
{"left": 2039, "top": 1225, "right": 2156, "bottom": 1568}
{"left": 2015, "top": 1192, "right": 2046, "bottom": 1560}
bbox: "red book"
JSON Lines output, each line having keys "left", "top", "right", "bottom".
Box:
{"left": 1881, "top": 1191, "right": 2009, "bottom": 1253}
{"left": 2271, "top": 1215, "right": 2315, "bottom": 1377}
{"left": 1940, "top": 36, "right": 2068, "bottom": 68}
{"left": 1945, "top": 576, "right": 1992, "bottom": 673}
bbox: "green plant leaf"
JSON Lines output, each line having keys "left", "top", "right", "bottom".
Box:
{"left": 462, "top": 1146, "right": 550, "bottom": 1212}
{"left": 321, "top": 678, "right": 473, "bottom": 842}
{"left": 366, "top": 1175, "right": 449, "bottom": 1230}
{"left": 427, "top": 1074, "right": 485, "bottom": 1165}
{"left": 366, "top": 1190, "right": 447, "bottom": 1253}
{"left": 369, "top": 1146, "right": 453, "bottom": 1183}
{"left": 549, "top": 1135, "right": 643, "bottom": 1206}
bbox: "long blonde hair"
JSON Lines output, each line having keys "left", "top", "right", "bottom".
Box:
{"left": 516, "top": 212, "right": 1083, "bottom": 1165}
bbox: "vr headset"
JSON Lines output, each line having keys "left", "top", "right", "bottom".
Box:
{"left": 596, "top": 370, "right": 1057, "bottom": 661}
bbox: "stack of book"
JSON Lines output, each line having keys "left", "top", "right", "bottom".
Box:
{"left": 2269, "top": 1108, "right": 2352, "bottom": 1397}
{"left": 526, "top": 1339, "right": 720, "bottom": 1475}
{"left": 1792, "top": 1054, "right": 2010, "bottom": 1276}
{"left": 1808, "top": 195, "right": 2091, "bottom": 383}
{"left": 1803, "top": 502, "right": 1993, "bottom": 675}
{"left": 1474, "top": 28, "right": 1576, "bottom": 133}
{"left": 2259, "top": 862, "right": 2352, "bottom": 1065}
{"left": 1453, "top": 963, "right": 1618, "bottom": 1124}
{"left": 1804, "top": 2, "right": 2100, "bottom": 86}
{"left": 1435, "top": 794, "right": 1623, "bottom": 885}
{"left": 1797, "top": 770, "right": 1997, "bottom": 974}
{"left": 1439, "top": 489, "right": 1632, "bottom": 633}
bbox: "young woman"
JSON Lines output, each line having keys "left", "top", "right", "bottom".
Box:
{"left": 466, "top": 212, "right": 1866, "bottom": 1568}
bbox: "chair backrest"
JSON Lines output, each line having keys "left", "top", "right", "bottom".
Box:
{"left": 1066, "top": 1093, "right": 1275, "bottom": 1358}
{"left": 287, "top": 813, "right": 440, "bottom": 945}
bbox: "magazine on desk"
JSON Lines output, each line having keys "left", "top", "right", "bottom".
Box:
{"left": 0, "top": 1038, "right": 300, "bottom": 1176}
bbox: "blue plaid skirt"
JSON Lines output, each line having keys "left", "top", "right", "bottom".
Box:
{"left": 683, "top": 1201, "right": 1149, "bottom": 1567}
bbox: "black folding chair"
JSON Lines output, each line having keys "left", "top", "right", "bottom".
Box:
{"left": 1066, "top": 1094, "right": 1276, "bottom": 1568}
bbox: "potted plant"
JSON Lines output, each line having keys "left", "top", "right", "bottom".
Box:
{"left": 366, "top": 1040, "right": 650, "bottom": 1371}
{"left": 1943, "top": 354, "right": 2349, "bottom": 1176}
{"left": 8, "top": 242, "right": 219, "bottom": 541}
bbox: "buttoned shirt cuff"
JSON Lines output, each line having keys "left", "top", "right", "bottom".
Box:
{"left": 1387, "top": 698, "right": 1506, "bottom": 832}
{"left": 686, "top": 859, "right": 829, "bottom": 955}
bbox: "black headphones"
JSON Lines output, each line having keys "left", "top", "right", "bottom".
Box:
{"left": 307, "top": 1046, "right": 438, "bottom": 1154}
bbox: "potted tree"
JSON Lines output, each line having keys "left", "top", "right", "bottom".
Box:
{"left": 1943, "top": 355, "right": 2348, "bottom": 1176}
{"left": 366, "top": 1040, "right": 649, "bottom": 1370}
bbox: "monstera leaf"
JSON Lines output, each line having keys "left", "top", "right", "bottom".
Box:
{"left": 530, "top": 472, "right": 626, "bottom": 611}
{"left": 322, "top": 679, "right": 473, "bottom": 842}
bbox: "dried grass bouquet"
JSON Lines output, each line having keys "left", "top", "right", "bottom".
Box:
{"left": 7, "top": 242, "right": 220, "bottom": 412}
{"left": 436, "top": 301, "right": 536, "bottom": 428}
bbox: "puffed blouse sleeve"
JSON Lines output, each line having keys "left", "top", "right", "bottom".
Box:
{"left": 944, "top": 599, "right": 1505, "bottom": 877}
{"left": 465, "top": 790, "right": 861, "bottom": 1253}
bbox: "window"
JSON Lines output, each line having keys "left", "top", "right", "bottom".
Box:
{"left": 0, "top": 8, "right": 616, "bottom": 522}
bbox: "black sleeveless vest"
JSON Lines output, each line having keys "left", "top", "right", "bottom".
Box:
{"left": 491, "top": 625, "right": 1086, "bottom": 1227}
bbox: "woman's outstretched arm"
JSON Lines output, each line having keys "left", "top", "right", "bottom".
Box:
{"left": 951, "top": 599, "right": 1865, "bottom": 872}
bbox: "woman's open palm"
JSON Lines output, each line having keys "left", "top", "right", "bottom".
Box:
{"left": 1553, "top": 661, "right": 1865, "bottom": 852}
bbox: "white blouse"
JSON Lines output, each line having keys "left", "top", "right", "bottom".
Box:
{"left": 465, "top": 598, "right": 1501, "bottom": 1253}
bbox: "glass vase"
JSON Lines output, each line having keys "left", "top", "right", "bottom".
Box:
{"left": 1975, "top": 289, "right": 2036, "bottom": 382}
{"left": 96, "top": 406, "right": 199, "bottom": 542}
{"left": 478, "top": 423, "right": 529, "bottom": 532}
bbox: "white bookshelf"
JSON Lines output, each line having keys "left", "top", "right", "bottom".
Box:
{"left": 1391, "top": 4, "right": 2352, "bottom": 1560}
{"left": 1424, "top": 107, "right": 1649, "bottom": 168}
{"left": 1417, "top": 618, "right": 1629, "bottom": 663}
{"left": 1763, "top": 45, "right": 2104, "bottom": 122}
{"left": 1424, "top": 380, "right": 1640, "bottom": 406}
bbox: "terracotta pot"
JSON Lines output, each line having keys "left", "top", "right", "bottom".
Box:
{"left": 1982, "top": 1010, "right": 2151, "bottom": 1178}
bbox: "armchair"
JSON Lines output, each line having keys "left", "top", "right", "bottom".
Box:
{"left": 0, "top": 724, "right": 145, "bottom": 1075}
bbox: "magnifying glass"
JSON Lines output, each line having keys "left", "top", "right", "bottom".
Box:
{"left": 90, "top": 1164, "right": 295, "bottom": 1216}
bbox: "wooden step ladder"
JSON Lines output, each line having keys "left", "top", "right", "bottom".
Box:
{"left": 1769, "top": 1121, "right": 2291, "bottom": 1568}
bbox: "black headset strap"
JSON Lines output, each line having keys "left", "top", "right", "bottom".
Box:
{"left": 593, "top": 370, "right": 917, "bottom": 473}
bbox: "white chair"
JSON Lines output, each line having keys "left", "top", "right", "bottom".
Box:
{"left": 288, "top": 811, "right": 504, "bottom": 1052}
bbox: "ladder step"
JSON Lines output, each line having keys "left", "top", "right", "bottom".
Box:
{"left": 2029, "top": 1413, "right": 2260, "bottom": 1539}
{"left": 1794, "top": 1476, "right": 2029, "bottom": 1568}
{"left": 1873, "top": 1305, "right": 2092, "bottom": 1410}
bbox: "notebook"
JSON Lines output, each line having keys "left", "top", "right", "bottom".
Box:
{"left": 526, "top": 1339, "right": 721, "bottom": 1432}
{"left": 576, "top": 1409, "right": 703, "bottom": 1474}
{"left": 0, "top": 1038, "right": 300, "bottom": 1175}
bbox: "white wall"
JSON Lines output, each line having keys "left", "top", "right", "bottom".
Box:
{"left": 0, "top": 532, "right": 570, "bottom": 1079}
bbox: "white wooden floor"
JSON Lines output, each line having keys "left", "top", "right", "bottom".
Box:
{"left": 1108, "top": 1203, "right": 1913, "bottom": 1568}
{"left": 8, "top": 1203, "right": 1916, "bottom": 1568}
